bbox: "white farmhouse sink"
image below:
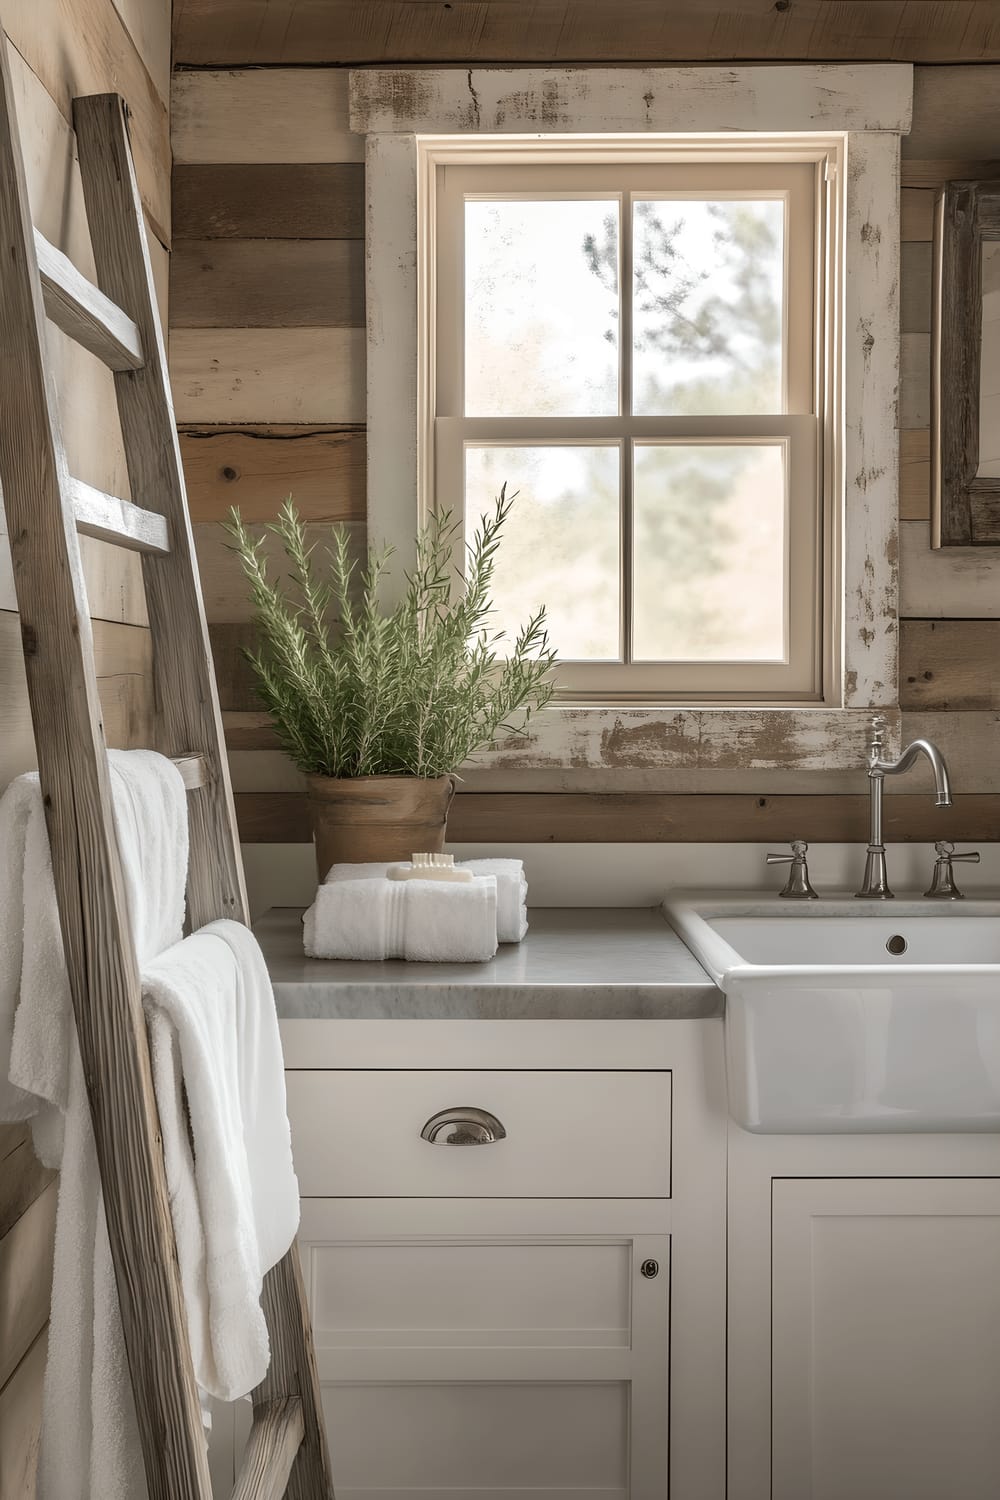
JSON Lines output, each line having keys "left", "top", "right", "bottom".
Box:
{"left": 664, "top": 894, "right": 1000, "bottom": 1134}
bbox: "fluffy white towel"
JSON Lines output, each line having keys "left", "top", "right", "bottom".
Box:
{"left": 456, "top": 859, "right": 528, "bottom": 943}
{"left": 0, "top": 751, "right": 188, "bottom": 1500}
{"left": 304, "top": 875, "right": 498, "bottom": 962}
{"left": 142, "top": 919, "right": 299, "bottom": 1401}
{"left": 324, "top": 858, "right": 528, "bottom": 943}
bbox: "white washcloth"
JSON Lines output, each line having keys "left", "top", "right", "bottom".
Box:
{"left": 142, "top": 919, "right": 299, "bottom": 1401}
{"left": 324, "top": 858, "right": 528, "bottom": 943}
{"left": 304, "top": 875, "right": 498, "bottom": 962}
{"left": 0, "top": 751, "right": 188, "bottom": 1500}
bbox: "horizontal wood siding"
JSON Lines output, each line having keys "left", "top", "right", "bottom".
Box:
{"left": 233, "top": 791, "right": 1000, "bottom": 845}
{"left": 172, "top": 2, "right": 1000, "bottom": 66}
{"left": 170, "top": 59, "right": 1000, "bottom": 845}
{"left": 180, "top": 425, "right": 366, "bottom": 523}
{"left": 170, "top": 239, "right": 364, "bottom": 328}
{"left": 173, "top": 163, "right": 364, "bottom": 239}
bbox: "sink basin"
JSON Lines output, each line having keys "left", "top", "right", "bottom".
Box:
{"left": 664, "top": 894, "right": 1000, "bottom": 1134}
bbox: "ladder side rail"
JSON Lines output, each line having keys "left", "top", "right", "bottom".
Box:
{"left": 73, "top": 93, "right": 247, "bottom": 933}
{"left": 75, "top": 93, "right": 336, "bottom": 1497}
{"left": 256, "top": 1248, "right": 336, "bottom": 1500}
{"left": 0, "top": 43, "right": 212, "bottom": 1500}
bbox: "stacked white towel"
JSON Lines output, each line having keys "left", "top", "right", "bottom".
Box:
{"left": 0, "top": 752, "right": 299, "bottom": 1499}
{"left": 323, "top": 857, "right": 529, "bottom": 944}
{"left": 304, "top": 874, "right": 499, "bottom": 962}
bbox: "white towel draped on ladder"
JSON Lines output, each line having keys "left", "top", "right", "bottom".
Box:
{"left": 0, "top": 750, "right": 298, "bottom": 1499}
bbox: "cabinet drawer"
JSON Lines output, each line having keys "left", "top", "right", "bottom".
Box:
{"left": 286, "top": 1070, "right": 671, "bottom": 1198}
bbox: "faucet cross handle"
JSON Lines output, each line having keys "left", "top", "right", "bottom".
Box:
{"left": 925, "top": 841, "right": 980, "bottom": 899}
{"left": 766, "top": 840, "right": 819, "bottom": 900}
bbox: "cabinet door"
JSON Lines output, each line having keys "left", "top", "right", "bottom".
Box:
{"left": 299, "top": 1200, "right": 669, "bottom": 1500}
{"left": 771, "top": 1177, "right": 1000, "bottom": 1500}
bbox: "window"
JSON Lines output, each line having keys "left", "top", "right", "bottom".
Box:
{"left": 431, "top": 146, "right": 834, "bottom": 704}
{"left": 355, "top": 67, "right": 910, "bottom": 768}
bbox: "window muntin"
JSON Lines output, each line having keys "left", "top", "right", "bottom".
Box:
{"left": 434, "top": 156, "right": 826, "bottom": 704}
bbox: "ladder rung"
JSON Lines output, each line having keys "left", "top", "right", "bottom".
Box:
{"left": 34, "top": 228, "right": 143, "bottom": 372}
{"left": 70, "top": 478, "right": 170, "bottom": 555}
{"left": 170, "top": 754, "right": 208, "bottom": 791}
{"left": 230, "top": 1397, "right": 304, "bottom": 1500}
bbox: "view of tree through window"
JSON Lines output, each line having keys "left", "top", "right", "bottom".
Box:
{"left": 463, "top": 192, "right": 788, "bottom": 665}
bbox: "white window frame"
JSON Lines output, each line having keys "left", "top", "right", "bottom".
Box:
{"left": 350, "top": 65, "right": 913, "bottom": 771}
{"left": 433, "top": 149, "right": 826, "bottom": 705}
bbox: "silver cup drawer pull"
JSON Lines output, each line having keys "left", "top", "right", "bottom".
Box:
{"left": 420, "top": 1107, "right": 507, "bottom": 1145}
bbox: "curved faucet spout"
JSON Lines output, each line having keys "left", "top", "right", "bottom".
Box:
{"left": 871, "top": 738, "right": 953, "bottom": 807}
{"left": 858, "top": 734, "right": 954, "bottom": 897}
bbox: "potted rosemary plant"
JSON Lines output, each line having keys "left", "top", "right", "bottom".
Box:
{"left": 225, "top": 488, "right": 556, "bottom": 876}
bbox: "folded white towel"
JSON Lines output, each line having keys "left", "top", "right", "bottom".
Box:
{"left": 324, "top": 858, "right": 528, "bottom": 943}
{"left": 304, "top": 875, "right": 498, "bottom": 962}
{"left": 457, "top": 859, "right": 528, "bottom": 943}
{"left": 0, "top": 750, "right": 189, "bottom": 1500}
{"left": 142, "top": 919, "right": 299, "bottom": 1401}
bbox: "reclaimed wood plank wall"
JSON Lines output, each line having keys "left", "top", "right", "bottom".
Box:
{"left": 0, "top": 4, "right": 171, "bottom": 1490}
{"left": 170, "top": 52, "right": 1000, "bottom": 848}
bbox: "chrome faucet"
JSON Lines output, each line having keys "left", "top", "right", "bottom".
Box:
{"left": 856, "top": 715, "right": 953, "bottom": 899}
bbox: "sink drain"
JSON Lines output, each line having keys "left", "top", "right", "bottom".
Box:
{"left": 886, "top": 934, "right": 908, "bottom": 956}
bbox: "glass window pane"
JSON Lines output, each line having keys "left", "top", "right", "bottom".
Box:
{"left": 632, "top": 199, "right": 784, "bottom": 416}
{"left": 465, "top": 445, "right": 621, "bottom": 661}
{"left": 632, "top": 443, "right": 786, "bottom": 661}
{"left": 465, "top": 199, "right": 619, "bottom": 417}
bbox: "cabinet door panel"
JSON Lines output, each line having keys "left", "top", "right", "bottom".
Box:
{"left": 312, "top": 1238, "right": 632, "bottom": 1348}
{"left": 298, "top": 1202, "right": 669, "bottom": 1498}
{"left": 772, "top": 1177, "right": 1000, "bottom": 1500}
{"left": 324, "top": 1380, "right": 628, "bottom": 1495}
{"left": 286, "top": 1069, "right": 671, "bottom": 1198}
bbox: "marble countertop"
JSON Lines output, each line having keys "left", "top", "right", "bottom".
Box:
{"left": 255, "top": 906, "right": 721, "bottom": 1020}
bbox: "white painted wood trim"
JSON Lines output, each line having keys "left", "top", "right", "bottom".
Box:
{"left": 366, "top": 131, "right": 419, "bottom": 590}
{"left": 361, "top": 69, "right": 912, "bottom": 766}
{"left": 350, "top": 66, "right": 913, "bottom": 136}
{"left": 842, "top": 132, "right": 900, "bottom": 707}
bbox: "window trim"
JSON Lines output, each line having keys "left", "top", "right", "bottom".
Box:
{"left": 352, "top": 65, "right": 913, "bottom": 771}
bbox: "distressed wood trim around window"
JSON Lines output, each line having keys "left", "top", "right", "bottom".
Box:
{"left": 352, "top": 65, "right": 913, "bottom": 771}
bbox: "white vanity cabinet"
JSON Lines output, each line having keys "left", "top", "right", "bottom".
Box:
{"left": 281, "top": 1018, "right": 727, "bottom": 1500}
{"left": 728, "top": 1131, "right": 1000, "bottom": 1500}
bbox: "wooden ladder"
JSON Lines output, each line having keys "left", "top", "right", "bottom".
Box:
{"left": 0, "top": 40, "right": 334, "bottom": 1500}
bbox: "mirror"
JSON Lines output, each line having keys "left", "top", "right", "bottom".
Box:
{"left": 931, "top": 179, "right": 1000, "bottom": 546}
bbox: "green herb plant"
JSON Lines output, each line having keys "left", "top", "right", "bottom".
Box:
{"left": 224, "top": 486, "right": 556, "bottom": 779}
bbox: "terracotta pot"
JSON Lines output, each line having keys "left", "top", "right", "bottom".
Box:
{"left": 305, "top": 774, "right": 457, "bottom": 878}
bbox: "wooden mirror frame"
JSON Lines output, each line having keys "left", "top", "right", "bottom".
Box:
{"left": 932, "top": 179, "right": 1000, "bottom": 546}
